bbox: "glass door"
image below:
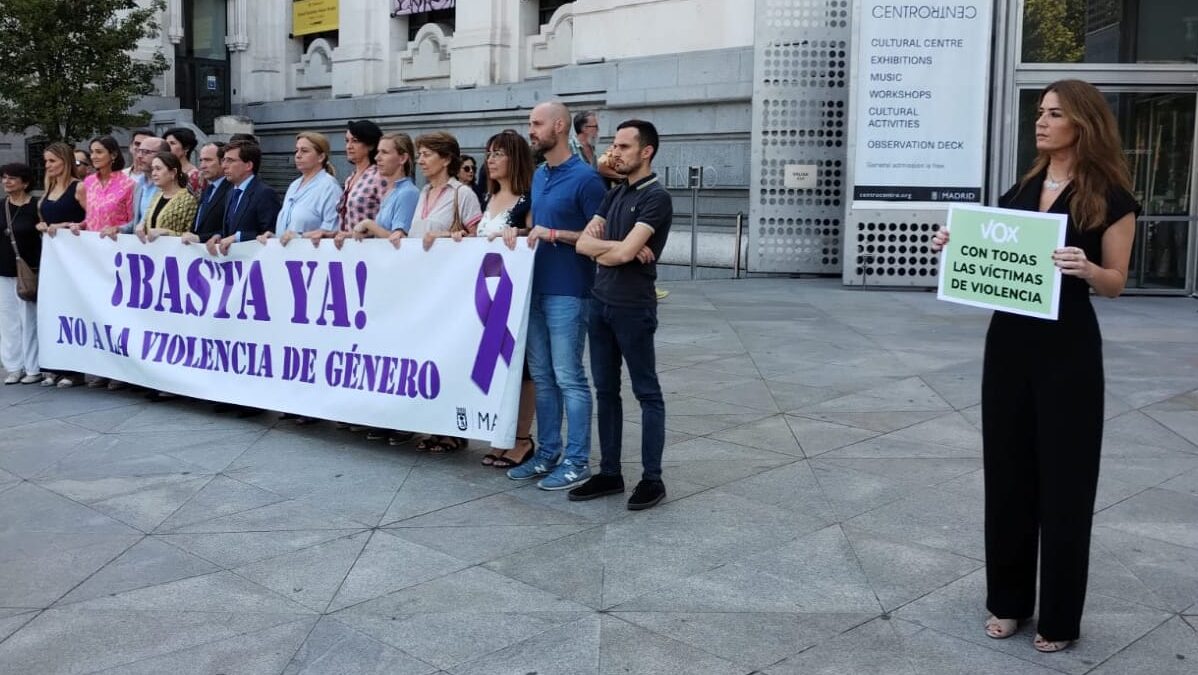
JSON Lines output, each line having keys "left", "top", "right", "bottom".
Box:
{"left": 1125, "top": 92, "right": 1195, "bottom": 290}
{"left": 176, "top": 0, "right": 230, "bottom": 134}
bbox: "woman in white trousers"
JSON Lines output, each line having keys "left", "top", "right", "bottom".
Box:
{"left": 0, "top": 162, "right": 41, "bottom": 385}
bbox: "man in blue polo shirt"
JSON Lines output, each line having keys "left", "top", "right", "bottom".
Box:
{"left": 572, "top": 119, "right": 673, "bottom": 510}
{"left": 506, "top": 101, "right": 607, "bottom": 491}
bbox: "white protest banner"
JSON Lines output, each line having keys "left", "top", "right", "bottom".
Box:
{"left": 851, "top": 0, "right": 993, "bottom": 203}
{"left": 37, "top": 234, "right": 533, "bottom": 446}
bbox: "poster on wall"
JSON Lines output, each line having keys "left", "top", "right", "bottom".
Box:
{"left": 850, "top": 1, "right": 994, "bottom": 203}
{"left": 293, "top": 0, "right": 339, "bottom": 36}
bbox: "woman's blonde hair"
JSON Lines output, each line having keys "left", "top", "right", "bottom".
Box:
{"left": 42, "top": 142, "right": 77, "bottom": 194}
{"left": 296, "top": 131, "right": 336, "bottom": 176}
{"left": 379, "top": 132, "right": 415, "bottom": 179}
{"left": 1020, "top": 79, "right": 1132, "bottom": 231}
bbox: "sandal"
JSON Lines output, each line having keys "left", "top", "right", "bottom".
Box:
{"left": 1033, "top": 635, "right": 1072, "bottom": 653}
{"left": 426, "top": 436, "right": 467, "bottom": 454}
{"left": 491, "top": 436, "right": 536, "bottom": 468}
{"left": 984, "top": 616, "right": 1022, "bottom": 640}
{"left": 388, "top": 430, "right": 416, "bottom": 446}
{"left": 481, "top": 451, "right": 503, "bottom": 466}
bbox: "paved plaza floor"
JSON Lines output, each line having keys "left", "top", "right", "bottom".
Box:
{"left": 0, "top": 278, "right": 1196, "bottom": 674}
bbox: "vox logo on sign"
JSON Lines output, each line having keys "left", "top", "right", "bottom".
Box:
{"left": 980, "top": 219, "right": 1019, "bottom": 245}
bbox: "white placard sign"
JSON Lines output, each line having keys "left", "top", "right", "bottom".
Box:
{"left": 37, "top": 234, "right": 533, "bottom": 446}
{"left": 851, "top": 1, "right": 993, "bottom": 203}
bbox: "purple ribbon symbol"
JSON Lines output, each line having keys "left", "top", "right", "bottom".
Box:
{"left": 471, "top": 253, "right": 515, "bottom": 394}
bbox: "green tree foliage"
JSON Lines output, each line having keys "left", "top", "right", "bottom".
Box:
{"left": 1022, "top": 0, "right": 1087, "bottom": 63}
{"left": 0, "top": 0, "right": 169, "bottom": 142}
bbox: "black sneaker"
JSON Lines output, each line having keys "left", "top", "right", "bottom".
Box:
{"left": 568, "top": 474, "right": 625, "bottom": 501}
{"left": 627, "top": 480, "right": 666, "bottom": 511}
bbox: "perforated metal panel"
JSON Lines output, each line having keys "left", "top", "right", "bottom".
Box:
{"left": 749, "top": 0, "right": 852, "bottom": 274}
{"left": 843, "top": 209, "right": 944, "bottom": 286}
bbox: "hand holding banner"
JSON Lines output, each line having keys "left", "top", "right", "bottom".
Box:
{"left": 937, "top": 204, "right": 1068, "bottom": 320}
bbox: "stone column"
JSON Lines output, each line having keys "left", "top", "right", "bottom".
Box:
{"left": 449, "top": 0, "right": 527, "bottom": 88}
{"left": 134, "top": 0, "right": 177, "bottom": 97}
{"left": 227, "top": 0, "right": 290, "bottom": 104}
{"left": 332, "top": 0, "right": 391, "bottom": 97}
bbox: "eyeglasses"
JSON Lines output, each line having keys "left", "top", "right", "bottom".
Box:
{"left": 135, "top": 148, "right": 157, "bottom": 155}
{"left": 485, "top": 151, "right": 507, "bottom": 160}
{"left": 583, "top": 124, "right": 599, "bottom": 130}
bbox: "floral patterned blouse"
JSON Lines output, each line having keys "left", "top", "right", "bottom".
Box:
{"left": 336, "top": 164, "right": 387, "bottom": 231}
{"left": 185, "top": 167, "right": 204, "bottom": 198}
{"left": 81, "top": 171, "right": 134, "bottom": 232}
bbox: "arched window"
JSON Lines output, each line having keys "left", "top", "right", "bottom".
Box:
{"left": 538, "top": 0, "right": 571, "bottom": 27}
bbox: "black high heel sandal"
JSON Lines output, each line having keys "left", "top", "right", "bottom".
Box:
{"left": 491, "top": 436, "right": 535, "bottom": 468}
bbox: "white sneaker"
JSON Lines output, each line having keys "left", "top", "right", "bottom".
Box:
{"left": 3, "top": 371, "right": 21, "bottom": 385}
{"left": 20, "top": 373, "right": 43, "bottom": 384}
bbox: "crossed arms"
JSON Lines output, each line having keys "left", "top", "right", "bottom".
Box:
{"left": 576, "top": 216, "right": 655, "bottom": 266}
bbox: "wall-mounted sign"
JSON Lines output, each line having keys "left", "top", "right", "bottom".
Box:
{"left": 293, "top": 0, "right": 339, "bottom": 37}
{"left": 391, "top": 0, "right": 455, "bottom": 17}
{"left": 784, "top": 164, "right": 818, "bottom": 190}
{"left": 850, "top": 1, "right": 993, "bottom": 203}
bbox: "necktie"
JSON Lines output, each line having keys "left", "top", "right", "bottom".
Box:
{"left": 195, "top": 183, "right": 215, "bottom": 226}
{"left": 225, "top": 187, "right": 244, "bottom": 231}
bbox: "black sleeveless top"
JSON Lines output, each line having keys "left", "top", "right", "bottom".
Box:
{"left": 997, "top": 171, "right": 1139, "bottom": 321}
{"left": 39, "top": 181, "right": 86, "bottom": 224}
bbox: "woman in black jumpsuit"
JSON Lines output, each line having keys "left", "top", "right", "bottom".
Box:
{"left": 933, "top": 80, "right": 1138, "bottom": 653}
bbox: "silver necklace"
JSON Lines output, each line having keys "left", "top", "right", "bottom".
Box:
{"left": 1045, "top": 171, "right": 1072, "bottom": 191}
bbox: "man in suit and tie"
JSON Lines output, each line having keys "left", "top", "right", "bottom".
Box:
{"left": 206, "top": 139, "right": 281, "bottom": 256}
{"left": 183, "top": 142, "right": 233, "bottom": 244}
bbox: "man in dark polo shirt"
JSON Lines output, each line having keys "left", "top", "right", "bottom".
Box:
{"left": 571, "top": 120, "right": 673, "bottom": 510}
{"left": 506, "top": 101, "right": 608, "bottom": 492}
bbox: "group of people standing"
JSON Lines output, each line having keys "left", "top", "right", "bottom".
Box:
{"left": 0, "top": 100, "right": 675, "bottom": 511}
{"left": 4, "top": 76, "right": 1141, "bottom": 651}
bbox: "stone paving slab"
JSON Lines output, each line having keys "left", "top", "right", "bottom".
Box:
{"left": 1, "top": 278, "right": 1196, "bottom": 674}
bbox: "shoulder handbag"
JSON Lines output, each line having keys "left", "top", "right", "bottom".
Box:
{"left": 448, "top": 185, "right": 465, "bottom": 234}
{"left": 5, "top": 200, "right": 37, "bottom": 302}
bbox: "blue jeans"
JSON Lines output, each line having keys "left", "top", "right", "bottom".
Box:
{"left": 526, "top": 293, "right": 591, "bottom": 466}
{"left": 588, "top": 301, "right": 665, "bottom": 481}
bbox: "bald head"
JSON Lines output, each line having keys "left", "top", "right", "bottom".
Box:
{"left": 136, "top": 136, "right": 168, "bottom": 173}
{"left": 529, "top": 101, "right": 571, "bottom": 158}
{"left": 538, "top": 101, "right": 570, "bottom": 126}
